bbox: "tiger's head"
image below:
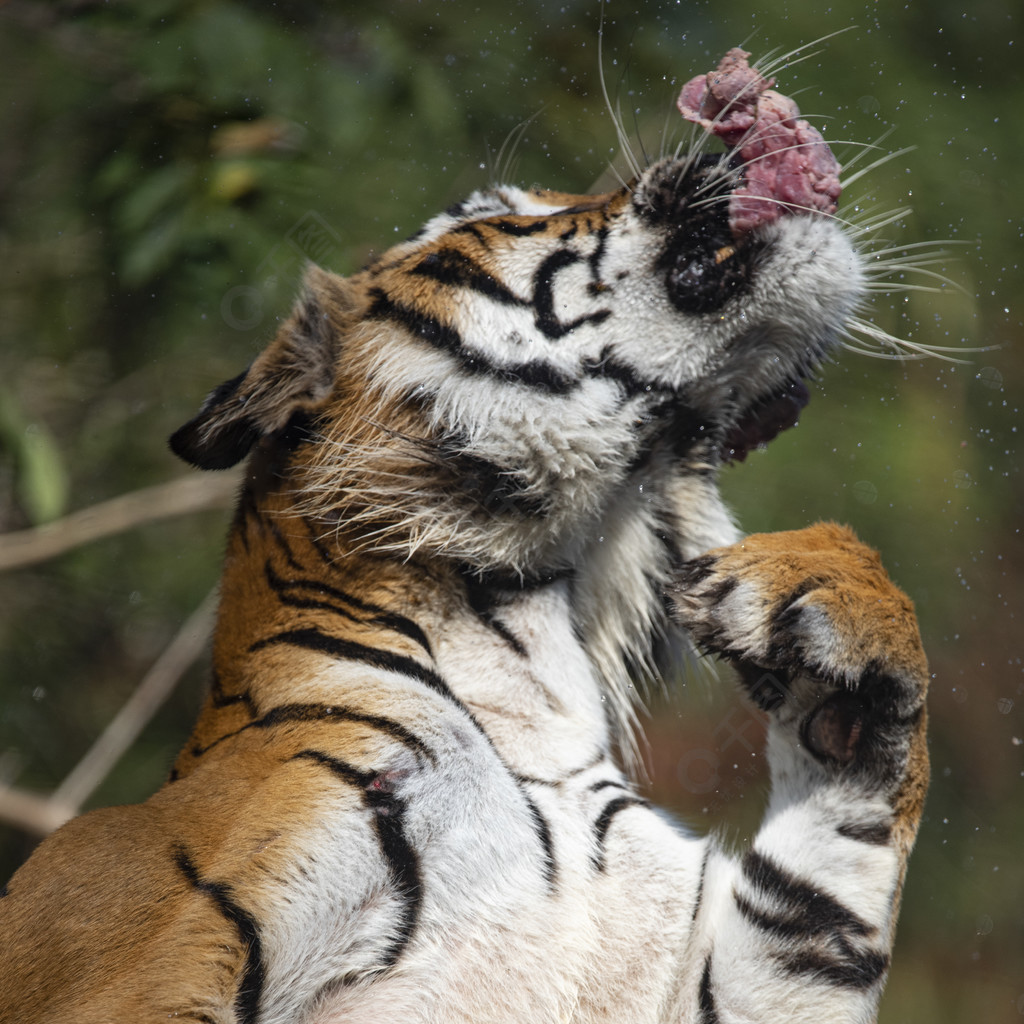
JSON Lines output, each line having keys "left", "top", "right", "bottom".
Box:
{"left": 170, "top": 155, "right": 862, "bottom": 555}
{"left": 170, "top": 51, "right": 870, "bottom": 716}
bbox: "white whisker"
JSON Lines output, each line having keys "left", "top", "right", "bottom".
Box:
{"left": 839, "top": 340, "right": 921, "bottom": 361}
{"left": 862, "top": 282, "right": 945, "bottom": 295}
{"left": 836, "top": 128, "right": 898, "bottom": 173}
{"left": 843, "top": 318, "right": 979, "bottom": 364}
{"left": 489, "top": 114, "right": 539, "bottom": 186}
{"left": 864, "top": 266, "right": 963, "bottom": 292}
{"left": 841, "top": 145, "right": 916, "bottom": 189}
{"left": 754, "top": 27, "right": 856, "bottom": 79}
{"left": 865, "top": 240, "right": 972, "bottom": 257}
{"left": 598, "top": 9, "right": 642, "bottom": 181}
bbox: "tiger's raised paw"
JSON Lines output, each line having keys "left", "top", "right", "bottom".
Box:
{"left": 668, "top": 523, "right": 929, "bottom": 785}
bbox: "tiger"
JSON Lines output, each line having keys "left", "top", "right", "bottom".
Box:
{"left": 0, "top": 45, "right": 929, "bottom": 1024}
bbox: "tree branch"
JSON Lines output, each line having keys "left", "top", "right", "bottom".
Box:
{"left": 0, "top": 472, "right": 240, "bottom": 572}
{"left": 0, "top": 588, "right": 218, "bottom": 836}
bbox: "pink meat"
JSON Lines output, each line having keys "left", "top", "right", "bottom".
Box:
{"left": 677, "top": 48, "right": 841, "bottom": 236}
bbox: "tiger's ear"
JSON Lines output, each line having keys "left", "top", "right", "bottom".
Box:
{"left": 170, "top": 266, "right": 351, "bottom": 470}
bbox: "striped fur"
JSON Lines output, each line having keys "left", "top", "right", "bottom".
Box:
{"left": 0, "top": 64, "right": 927, "bottom": 1024}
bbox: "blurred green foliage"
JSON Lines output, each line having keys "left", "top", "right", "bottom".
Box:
{"left": 0, "top": 1, "right": 1020, "bottom": 1020}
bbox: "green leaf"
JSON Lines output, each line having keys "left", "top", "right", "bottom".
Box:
{"left": 0, "top": 390, "right": 69, "bottom": 526}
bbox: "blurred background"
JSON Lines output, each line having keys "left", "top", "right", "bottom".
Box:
{"left": 0, "top": 1, "right": 1019, "bottom": 1019}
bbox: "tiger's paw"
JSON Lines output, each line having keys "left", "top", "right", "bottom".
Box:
{"left": 668, "top": 523, "right": 928, "bottom": 780}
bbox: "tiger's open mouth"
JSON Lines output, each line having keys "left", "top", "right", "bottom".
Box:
{"left": 720, "top": 377, "right": 810, "bottom": 463}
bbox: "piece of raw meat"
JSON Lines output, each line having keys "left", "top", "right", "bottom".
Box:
{"left": 677, "top": 48, "right": 842, "bottom": 236}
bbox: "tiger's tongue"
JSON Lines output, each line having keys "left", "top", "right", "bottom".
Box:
{"left": 677, "top": 48, "right": 842, "bottom": 237}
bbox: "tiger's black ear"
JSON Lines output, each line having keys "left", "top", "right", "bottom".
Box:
{"left": 170, "top": 266, "right": 349, "bottom": 470}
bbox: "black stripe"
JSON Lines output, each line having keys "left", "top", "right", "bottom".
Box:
{"left": 411, "top": 247, "right": 526, "bottom": 306}
{"left": 304, "top": 528, "right": 396, "bottom": 612}
{"left": 586, "top": 224, "right": 610, "bottom": 283}
{"left": 488, "top": 218, "right": 550, "bottom": 236}
{"left": 734, "top": 894, "right": 890, "bottom": 989}
{"left": 522, "top": 792, "right": 557, "bottom": 889}
{"left": 514, "top": 772, "right": 560, "bottom": 787}
{"left": 292, "top": 750, "right": 422, "bottom": 972}
{"left": 588, "top": 778, "right": 628, "bottom": 794}
{"left": 264, "top": 560, "right": 433, "bottom": 656}
{"left": 191, "top": 702, "right": 436, "bottom": 765}
{"left": 734, "top": 890, "right": 812, "bottom": 942}
{"left": 779, "top": 947, "right": 890, "bottom": 989}
{"left": 582, "top": 346, "right": 672, "bottom": 400}
{"left": 209, "top": 670, "right": 259, "bottom": 717}
{"left": 737, "top": 850, "right": 889, "bottom": 991}
{"left": 246, "top": 626, "right": 495, "bottom": 751}
{"left": 402, "top": 224, "right": 428, "bottom": 244}
{"left": 263, "top": 510, "right": 305, "bottom": 572}
{"left": 741, "top": 850, "right": 874, "bottom": 939}
{"left": 461, "top": 574, "right": 531, "bottom": 654}
{"left": 449, "top": 222, "right": 486, "bottom": 244}
{"left": 691, "top": 845, "right": 711, "bottom": 924}
{"left": 366, "top": 285, "right": 464, "bottom": 358}
{"left": 837, "top": 820, "right": 892, "bottom": 845}
{"left": 250, "top": 626, "right": 454, "bottom": 705}
{"left": 233, "top": 484, "right": 257, "bottom": 554}
{"left": 445, "top": 199, "right": 472, "bottom": 219}
{"left": 366, "top": 288, "right": 576, "bottom": 394}
{"left": 304, "top": 516, "right": 342, "bottom": 567}
{"left": 575, "top": 754, "right": 614, "bottom": 778}
{"left": 532, "top": 249, "right": 612, "bottom": 340}
{"left": 674, "top": 554, "right": 717, "bottom": 588}
{"left": 513, "top": 753, "right": 608, "bottom": 789}
{"left": 591, "top": 795, "right": 649, "bottom": 871}
{"left": 482, "top": 612, "right": 528, "bottom": 655}
{"left": 292, "top": 748, "right": 375, "bottom": 788}
{"left": 371, "top": 792, "right": 422, "bottom": 968}
{"left": 458, "top": 562, "right": 576, "bottom": 594}
{"left": 173, "top": 846, "right": 265, "bottom": 1024}
{"left": 698, "top": 955, "right": 720, "bottom": 1023}
{"left": 364, "top": 610, "right": 433, "bottom": 658}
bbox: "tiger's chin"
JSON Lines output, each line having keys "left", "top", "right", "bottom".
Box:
{"left": 720, "top": 376, "right": 809, "bottom": 463}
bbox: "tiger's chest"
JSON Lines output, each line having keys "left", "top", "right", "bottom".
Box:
{"left": 241, "top": 581, "right": 705, "bottom": 1024}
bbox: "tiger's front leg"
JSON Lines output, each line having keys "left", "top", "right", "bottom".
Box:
{"left": 668, "top": 522, "right": 929, "bottom": 1023}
